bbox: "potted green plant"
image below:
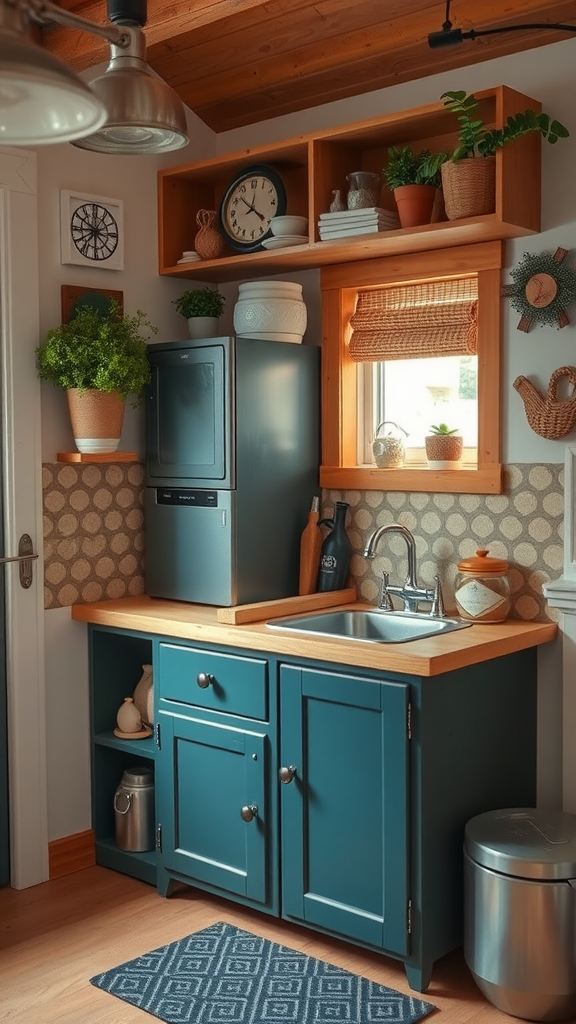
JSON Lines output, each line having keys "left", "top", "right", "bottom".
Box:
{"left": 425, "top": 423, "right": 463, "bottom": 469}
{"left": 383, "top": 145, "right": 444, "bottom": 227}
{"left": 437, "top": 90, "right": 569, "bottom": 220}
{"left": 36, "top": 299, "right": 156, "bottom": 454}
{"left": 173, "top": 286, "right": 225, "bottom": 339}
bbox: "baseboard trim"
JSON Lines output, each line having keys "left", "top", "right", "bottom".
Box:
{"left": 49, "top": 829, "right": 95, "bottom": 879}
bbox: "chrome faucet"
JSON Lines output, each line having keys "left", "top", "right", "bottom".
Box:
{"left": 363, "top": 523, "right": 445, "bottom": 615}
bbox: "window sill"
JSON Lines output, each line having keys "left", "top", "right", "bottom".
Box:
{"left": 319, "top": 464, "right": 503, "bottom": 494}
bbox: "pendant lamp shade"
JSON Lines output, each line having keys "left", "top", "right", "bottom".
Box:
{"left": 0, "top": 1, "right": 107, "bottom": 145}
{"left": 0, "top": 0, "right": 189, "bottom": 153}
{"left": 72, "top": 32, "right": 189, "bottom": 154}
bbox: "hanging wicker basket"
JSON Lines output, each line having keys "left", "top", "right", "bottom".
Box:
{"left": 441, "top": 157, "right": 496, "bottom": 221}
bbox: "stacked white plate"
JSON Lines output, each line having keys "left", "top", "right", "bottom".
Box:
{"left": 262, "top": 235, "right": 308, "bottom": 249}
{"left": 177, "top": 250, "right": 202, "bottom": 264}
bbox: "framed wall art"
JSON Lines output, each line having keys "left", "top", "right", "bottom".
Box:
{"left": 61, "top": 284, "right": 124, "bottom": 324}
{"left": 60, "top": 190, "right": 124, "bottom": 270}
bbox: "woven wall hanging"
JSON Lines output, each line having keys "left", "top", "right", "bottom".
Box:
{"left": 513, "top": 365, "right": 576, "bottom": 439}
{"left": 502, "top": 247, "right": 576, "bottom": 332}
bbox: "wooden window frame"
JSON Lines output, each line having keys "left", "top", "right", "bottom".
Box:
{"left": 319, "top": 240, "right": 504, "bottom": 495}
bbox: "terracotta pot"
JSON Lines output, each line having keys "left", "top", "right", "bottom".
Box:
{"left": 66, "top": 388, "right": 125, "bottom": 454}
{"left": 425, "top": 433, "right": 463, "bottom": 469}
{"left": 440, "top": 157, "right": 496, "bottom": 221}
{"left": 393, "top": 184, "right": 438, "bottom": 228}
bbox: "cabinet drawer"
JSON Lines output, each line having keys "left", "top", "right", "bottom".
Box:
{"left": 158, "top": 642, "right": 268, "bottom": 720}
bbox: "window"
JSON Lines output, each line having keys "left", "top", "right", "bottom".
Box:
{"left": 319, "top": 241, "right": 504, "bottom": 494}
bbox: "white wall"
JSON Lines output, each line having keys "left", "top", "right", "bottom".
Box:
{"left": 40, "top": 38, "right": 576, "bottom": 840}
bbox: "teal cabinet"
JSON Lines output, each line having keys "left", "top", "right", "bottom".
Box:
{"left": 280, "top": 664, "right": 410, "bottom": 954}
{"left": 156, "top": 713, "right": 269, "bottom": 902}
{"left": 88, "top": 624, "right": 539, "bottom": 993}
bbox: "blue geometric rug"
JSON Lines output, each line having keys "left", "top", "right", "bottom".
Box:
{"left": 90, "top": 921, "right": 436, "bottom": 1023}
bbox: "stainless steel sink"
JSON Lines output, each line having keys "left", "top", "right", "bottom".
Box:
{"left": 266, "top": 608, "right": 472, "bottom": 644}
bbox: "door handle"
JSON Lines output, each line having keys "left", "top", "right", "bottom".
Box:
{"left": 0, "top": 534, "right": 38, "bottom": 589}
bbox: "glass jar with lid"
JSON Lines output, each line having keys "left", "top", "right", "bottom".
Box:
{"left": 454, "top": 549, "right": 511, "bottom": 623}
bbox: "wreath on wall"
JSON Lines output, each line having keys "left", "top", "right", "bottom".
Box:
{"left": 502, "top": 247, "right": 576, "bottom": 332}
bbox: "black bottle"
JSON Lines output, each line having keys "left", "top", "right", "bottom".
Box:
{"left": 316, "top": 501, "right": 352, "bottom": 592}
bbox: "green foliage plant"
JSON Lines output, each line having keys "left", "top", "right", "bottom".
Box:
{"left": 440, "top": 90, "right": 569, "bottom": 161}
{"left": 429, "top": 423, "right": 459, "bottom": 435}
{"left": 173, "top": 286, "right": 225, "bottom": 319}
{"left": 36, "top": 300, "right": 156, "bottom": 406}
{"left": 383, "top": 145, "right": 444, "bottom": 190}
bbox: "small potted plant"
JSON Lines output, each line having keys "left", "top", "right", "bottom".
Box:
{"left": 173, "top": 286, "right": 225, "bottom": 339}
{"left": 383, "top": 145, "right": 444, "bottom": 227}
{"left": 436, "top": 90, "right": 569, "bottom": 220}
{"left": 36, "top": 299, "right": 156, "bottom": 454}
{"left": 425, "top": 423, "right": 463, "bottom": 469}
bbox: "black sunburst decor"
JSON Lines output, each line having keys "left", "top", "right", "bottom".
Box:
{"left": 502, "top": 247, "right": 576, "bottom": 332}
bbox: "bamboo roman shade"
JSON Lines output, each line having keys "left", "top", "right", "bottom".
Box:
{"left": 349, "top": 277, "right": 478, "bottom": 362}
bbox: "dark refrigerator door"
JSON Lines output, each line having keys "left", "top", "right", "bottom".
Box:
{"left": 146, "top": 338, "right": 233, "bottom": 488}
{"left": 145, "top": 488, "right": 235, "bottom": 606}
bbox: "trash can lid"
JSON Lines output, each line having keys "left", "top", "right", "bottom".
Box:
{"left": 121, "top": 765, "right": 154, "bottom": 787}
{"left": 465, "top": 808, "right": 576, "bottom": 880}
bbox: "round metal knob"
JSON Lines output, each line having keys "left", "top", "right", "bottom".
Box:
{"left": 279, "top": 765, "right": 297, "bottom": 784}
{"left": 240, "top": 804, "right": 258, "bottom": 822}
{"left": 196, "top": 672, "right": 214, "bottom": 689}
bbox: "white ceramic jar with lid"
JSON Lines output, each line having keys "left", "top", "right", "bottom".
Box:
{"left": 454, "top": 549, "right": 511, "bottom": 623}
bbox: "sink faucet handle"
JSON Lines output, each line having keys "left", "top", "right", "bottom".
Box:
{"left": 379, "top": 571, "right": 395, "bottom": 610}
{"left": 430, "top": 575, "right": 446, "bottom": 617}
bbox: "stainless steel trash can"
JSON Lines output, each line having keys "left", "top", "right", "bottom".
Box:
{"left": 464, "top": 808, "right": 576, "bottom": 1022}
{"left": 114, "top": 765, "right": 155, "bottom": 852}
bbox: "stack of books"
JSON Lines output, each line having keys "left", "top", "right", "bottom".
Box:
{"left": 318, "top": 207, "right": 399, "bottom": 240}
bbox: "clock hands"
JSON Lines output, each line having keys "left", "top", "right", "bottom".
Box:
{"left": 239, "top": 194, "right": 266, "bottom": 221}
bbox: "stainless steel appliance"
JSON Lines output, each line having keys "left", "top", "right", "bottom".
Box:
{"left": 464, "top": 808, "right": 576, "bottom": 1022}
{"left": 145, "top": 336, "right": 319, "bottom": 606}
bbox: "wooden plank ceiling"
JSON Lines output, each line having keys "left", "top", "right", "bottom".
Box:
{"left": 40, "top": 0, "right": 576, "bottom": 133}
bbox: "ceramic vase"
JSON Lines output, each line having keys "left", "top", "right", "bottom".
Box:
{"left": 116, "top": 697, "right": 142, "bottom": 734}
{"left": 233, "top": 281, "right": 307, "bottom": 343}
{"left": 132, "top": 663, "right": 154, "bottom": 727}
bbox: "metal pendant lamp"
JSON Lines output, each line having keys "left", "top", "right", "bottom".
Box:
{"left": 0, "top": 0, "right": 107, "bottom": 144}
{"left": 0, "top": 0, "right": 189, "bottom": 153}
{"left": 73, "top": 0, "right": 189, "bottom": 154}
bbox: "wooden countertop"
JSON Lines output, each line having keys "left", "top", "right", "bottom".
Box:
{"left": 71, "top": 595, "right": 558, "bottom": 678}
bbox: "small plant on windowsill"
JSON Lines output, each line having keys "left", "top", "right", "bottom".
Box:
{"left": 425, "top": 423, "right": 463, "bottom": 469}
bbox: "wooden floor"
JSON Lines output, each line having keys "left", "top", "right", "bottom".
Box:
{"left": 1, "top": 865, "right": 573, "bottom": 1024}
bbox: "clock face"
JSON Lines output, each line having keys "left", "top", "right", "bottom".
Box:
{"left": 219, "top": 165, "right": 287, "bottom": 252}
{"left": 71, "top": 203, "right": 119, "bottom": 262}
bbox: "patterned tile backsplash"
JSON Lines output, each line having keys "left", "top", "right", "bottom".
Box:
{"left": 42, "top": 462, "right": 145, "bottom": 609}
{"left": 43, "top": 462, "right": 563, "bottom": 621}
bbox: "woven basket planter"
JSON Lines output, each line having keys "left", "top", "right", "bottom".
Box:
{"left": 441, "top": 157, "right": 496, "bottom": 221}
{"left": 66, "top": 389, "right": 125, "bottom": 454}
{"left": 425, "top": 433, "right": 463, "bottom": 469}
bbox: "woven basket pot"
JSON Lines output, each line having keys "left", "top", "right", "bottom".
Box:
{"left": 66, "top": 389, "right": 125, "bottom": 454}
{"left": 425, "top": 433, "right": 463, "bottom": 469}
{"left": 440, "top": 157, "right": 496, "bottom": 221}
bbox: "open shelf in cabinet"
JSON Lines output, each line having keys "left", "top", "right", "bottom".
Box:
{"left": 158, "top": 86, "right": 542, "bottom": 283}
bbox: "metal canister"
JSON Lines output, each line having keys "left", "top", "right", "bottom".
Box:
{"left": 114, "top": 765, "right": 155, "bottom": 852}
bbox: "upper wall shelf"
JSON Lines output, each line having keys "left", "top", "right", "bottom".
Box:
{"left": 157, "top": 86, "right": 542, "bottom": 283}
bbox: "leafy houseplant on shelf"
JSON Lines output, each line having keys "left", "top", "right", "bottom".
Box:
{"left": 173, "top": 286, "right": 225, "bottom": 339}
{"left": 436, "top": 90, "right": 569, "bottom": 220}
{"left": 425, "top": 423, "right": 463, "bottom": 469}
{"left": 36, "top": 299, "right": 156, "bottom": 455}
{"left": 383, "top": 145, "right": 444, "bottom": 228}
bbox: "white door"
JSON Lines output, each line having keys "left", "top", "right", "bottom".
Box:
{"left": 0, "top": 148, "right": 47, "bottom": 888}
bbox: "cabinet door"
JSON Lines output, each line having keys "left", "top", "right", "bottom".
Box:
{"left": 158, "top": 713, "right": 268, "bottom": 903}
{"left": 280, "top": 665, "right": 410, "bottom": 955}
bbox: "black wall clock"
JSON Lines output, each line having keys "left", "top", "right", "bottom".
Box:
{"left": 219, "top": 164, "right": 287, "bottom": 252}
{"left": 60, "top": 190, "right": 124, "bottom": 270}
